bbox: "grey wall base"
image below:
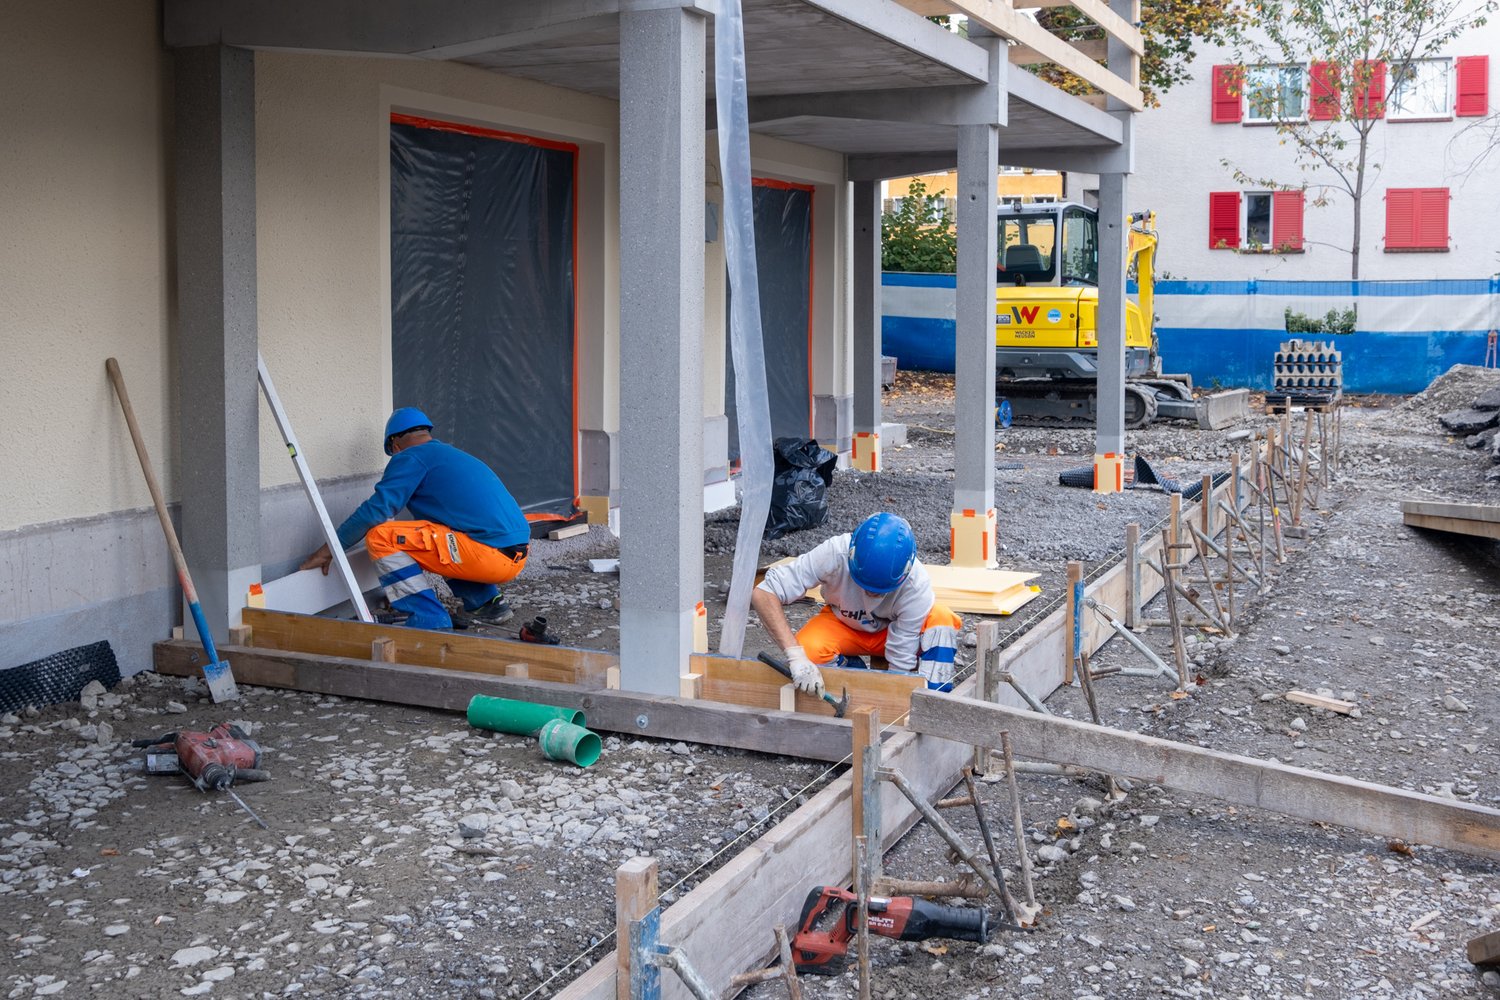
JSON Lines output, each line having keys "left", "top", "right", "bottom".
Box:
{"left": 0, "top": 472, "right": 379, "bottom": 681}
{"left": 814, "top": 393, "right": 852, "bottom": 454}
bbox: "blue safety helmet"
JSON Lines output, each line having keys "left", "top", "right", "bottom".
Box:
{"left": 384, "top": 407, "right": 433, "bottom": 455}
{"left": 847, "top": 513, "right": 917, "bottom": 594}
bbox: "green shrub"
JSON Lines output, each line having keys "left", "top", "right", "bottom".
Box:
{"left": 1284, "top": 306, "right": 1356, "bottom": 335}
{"left": 881, "top": 178, "right": 956, "bottom": 273}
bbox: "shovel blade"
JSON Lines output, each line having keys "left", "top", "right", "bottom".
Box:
{"left": 203, "top": 658, "right": 240, "bottom": 703}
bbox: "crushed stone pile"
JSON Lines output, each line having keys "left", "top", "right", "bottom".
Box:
{"left": 1393, "top": 363, "right": 1500, "bottom": 420}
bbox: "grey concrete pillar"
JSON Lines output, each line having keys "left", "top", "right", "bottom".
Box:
{"left": 1095, "top": 171, "right": 1128, "bottom": 458}
{"left": 951, "top": 123, "right": 999, "bottom": 564}
{"left": 1095, "top": 0, "right": 1136, "bottom": 468}
{"left": 851, "top": 179, "right": 883, "bottom": 471}
{"left": 173, "top": 45, "right": 260, "bottom": 642}
{"left": 618, "top": 7, "right": 706, "bottom": 695}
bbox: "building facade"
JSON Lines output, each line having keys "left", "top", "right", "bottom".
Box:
{"left": 1131, "top": 29, "right": 1498, "bottom": 280}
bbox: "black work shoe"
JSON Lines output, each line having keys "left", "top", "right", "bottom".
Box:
{"left": 469, "top": 596, "right": 514, "bottom": 625}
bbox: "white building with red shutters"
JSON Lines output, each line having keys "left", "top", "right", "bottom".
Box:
{"left": 1132, "top": 30, "right": 1498, "bottom": 280}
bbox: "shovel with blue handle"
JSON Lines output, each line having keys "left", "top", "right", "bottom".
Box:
{"left": 106, "top": 358, "right": 240, "bottom": 703}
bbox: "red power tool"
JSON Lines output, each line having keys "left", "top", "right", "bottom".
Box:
{"left": 134, "top": 723, "right": 270, "bottom": 828}
{"left": 790, "top": 886, "right": 989, "bottom": 975}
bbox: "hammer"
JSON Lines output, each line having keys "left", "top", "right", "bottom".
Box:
{"left": 757, "top": 651, "right": 850, "bottom": 718}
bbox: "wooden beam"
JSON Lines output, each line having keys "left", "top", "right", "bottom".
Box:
{"left": 908, "top": 691, "right": 1500, "bottom": 862}
{"left": 1401, "top": 500, "right": 1500, "bottom": 541}
{"left": 240, "top": 607, "right": 614, "bottom": 687}
{"left": 690, "top": 655, "right": 922, "bottom": 722}
{"left": 153, "top": 641, "right": 857, "bottom": 763}
{"left": 1285, "top": 690, "right": 1356, "bottom": 715}
{"left": 937, "top": 0, "right": 1143, "bottom": 109}
{"left": 1010, "top": 38, "right": 1106, "bottom": 65}
{"left": 1469, "top": 929, "right": 1500, "bottom": 967}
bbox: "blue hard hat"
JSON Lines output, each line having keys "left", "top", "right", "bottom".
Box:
{"left": 847, "top": 513, "right": 917, "bottom": 594}
{"left": 384, "top": 407, "right": 433, "bottom": 454}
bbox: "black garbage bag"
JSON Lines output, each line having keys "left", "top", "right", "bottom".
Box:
{"left": 765, "top": 437, "right": 838, "bottom": 540}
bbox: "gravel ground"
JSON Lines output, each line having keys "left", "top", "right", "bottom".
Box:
{"left": 2, "top": 369, "right": 1497, "bottom": 999}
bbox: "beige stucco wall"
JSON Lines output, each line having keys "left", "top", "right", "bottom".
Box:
{"left": 0, "top": 0, "right": 172, "bottom": 532}
{"left": 2, "top": 12, "right": 848, "bottom": 529}
{"left": 254, "top": 52, "right": 621, "bottom": 489}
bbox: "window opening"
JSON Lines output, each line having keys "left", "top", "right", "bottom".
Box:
{"left": 1246, "top": 65, "right": 1307, "bottom": 122}
{"left": 1390, "top": 58, "right": 1450, "bottom": 119}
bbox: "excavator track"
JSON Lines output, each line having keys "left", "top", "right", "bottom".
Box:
{"left": 997, "top": 380, "right": 1161, "bottom": 428}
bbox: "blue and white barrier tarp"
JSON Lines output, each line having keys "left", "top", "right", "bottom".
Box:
{"left": 882, "top": 273, "right": 1500, "bottom": 394}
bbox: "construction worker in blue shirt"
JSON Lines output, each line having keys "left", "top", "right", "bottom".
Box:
{"left": 752, "top": 512, "right": 961, "bottom": 694}
{"left": 300, "top": 407, "right": 529, "bottom": 631}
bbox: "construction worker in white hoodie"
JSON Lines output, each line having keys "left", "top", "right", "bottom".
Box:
{"left": 751, "top": 512, "right": 961, "bottom": 695}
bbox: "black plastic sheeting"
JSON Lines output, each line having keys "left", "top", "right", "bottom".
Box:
{"left": 0, "top": 641, "right": 120, "bottom": 715}
{"left": 727, "top": 183, "right": 812, "bottom": 461}
{"left": 390, "top": 119, "right": 577, "bottom": 516}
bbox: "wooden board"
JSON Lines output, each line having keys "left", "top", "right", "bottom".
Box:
{"left": 1469, "top": 929, "right": 1500, "bottom": 967}
{"left": 153, "top": 641, "right": 856, "bottom": 763}
{"left": 239, "top": 608, "right": 616, "bottom": 687}
{"left": 1285, "top": 690, "right": 1356, "bottom": 714}
{"left": 689, "top": 654, "right": 922, "bottom": 723}
{"left": 908, "top": 690, "right": 1500, "bottom": 862}
{"left": 548, "top": 523, "right": 590, "bottom": 540}
{"left": 1401, "top": 500, "right": 1500, "bottom": 541}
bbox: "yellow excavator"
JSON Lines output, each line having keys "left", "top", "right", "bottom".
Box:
{"left": 994, "top": 203, "right": 1199, "bottom": 428}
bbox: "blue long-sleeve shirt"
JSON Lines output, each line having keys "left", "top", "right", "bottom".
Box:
{"left": 337, "top": 440, "right": 529, "bottom": 550}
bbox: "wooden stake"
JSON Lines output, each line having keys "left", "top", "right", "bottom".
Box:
{"left": 973, "top": 620, "right": 999, "bottom": 772}
{"left": 1187, "top": 528, "right": 1230, "bottom": 631}
{"left": 678, "top": 673, "right": 703, "bottom": 699}
{"left": 229, "top": 625, "right": 254, "bottom": 647}
{"left": 1064, "top": 561, "right": 1083, "bottom": 685}
{"left": 851, "top": 707, "right": 880, "bottom": 869}
{"left": 1200, "top": 473, "right": 1213, "bottom": 543}
{"left": 999, "top": 731, "right": 1036, "bottom": 910}
{"left": 1292, "top": 412, "right": 1313, "bottom": 525}
{"left": 616, "top": 857, "right": 658, "bottom": 1000}
{"left": 370, "top": 636, "right": 396, "bottom": 663}
{"left": 1124, "top": 522, "right": 1141, "bottom": 631}
{"left": 855, "top": 834, "right": 872, "bottom": 1000}
{"left": 1162, "top": 495, "right": 1190, "bottom": 687}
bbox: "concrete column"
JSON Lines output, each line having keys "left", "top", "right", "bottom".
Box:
{"left": 1094, "top": 0, "right": 1137, "bottom": 493}
{"left": 1095, "top": 171, "right": 1128, "bottom": 464}
{"left": 951, "top": 123, "right": 999, "bottom": 567}
{"left": 850, "top": 179, "right": 883, "bottom": 472}
{"left": 618, "top": 7, "right": 705, "bottom": 695}
{"left": 173, "top": 45, "right": 260, "bottom": 642}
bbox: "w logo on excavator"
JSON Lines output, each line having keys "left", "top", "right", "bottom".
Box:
{"left": 1011, "top": 305, "right": 1040, "bottom": 324}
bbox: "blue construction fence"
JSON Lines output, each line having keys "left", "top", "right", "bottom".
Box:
{"left": 881, "top": 273, "right": 1500, "bottom": 394}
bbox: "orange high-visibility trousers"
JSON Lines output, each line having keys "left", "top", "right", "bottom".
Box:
{"left": 364, "top": 521, "right": 527, "bottom": 586}
{"left": 795, "top": 604, "right": 962, "bottom": 666}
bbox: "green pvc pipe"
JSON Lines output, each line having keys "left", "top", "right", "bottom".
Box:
{"left": 537, "top": 719, "right": 602, "bottom": 768}
{"left": 467, "top": 695, "right": 585, "bottom": 737}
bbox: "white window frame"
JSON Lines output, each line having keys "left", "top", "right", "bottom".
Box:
{"left": 1389, "top": 57, "right": 1452, "bottom": 121}
{"left": 1244, "top": 191, "right": 1274, "bottom": 248}
{"left": 1244, "top": 63, "right": 1308, "bottom": 124}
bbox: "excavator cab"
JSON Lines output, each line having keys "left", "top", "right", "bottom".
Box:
{"left": 997, "top": 204, "right": 1099, "bottom": 287}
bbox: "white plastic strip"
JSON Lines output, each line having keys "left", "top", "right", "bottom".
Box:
{"left": 713, "top": 0, "right": 774, "bottom": 657}
{"left": 257, "top": 353, "right": 374, "bottom": 622}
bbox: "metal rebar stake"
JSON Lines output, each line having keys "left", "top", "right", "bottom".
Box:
{"left": 999, "top": 732, "right": 1036, "bottom": 911}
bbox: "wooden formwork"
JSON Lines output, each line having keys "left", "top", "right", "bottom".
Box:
{"left": 156, "top": 481, "right": 1239, "bottom": 1000}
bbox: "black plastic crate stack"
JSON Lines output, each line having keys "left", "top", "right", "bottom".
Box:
{"left": 1271, "top": 339, "right": 1342, "bottom": 409}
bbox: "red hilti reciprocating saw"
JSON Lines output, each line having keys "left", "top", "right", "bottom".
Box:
{"left": 790, "top": 885, "right": 989, "bottom": 975}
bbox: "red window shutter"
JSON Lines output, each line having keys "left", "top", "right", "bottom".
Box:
{"left": 1309, "top": 62, "right": 1340, "bottom": 120}
{"left": 1415, "top": 188, "right": 1450, "bottom": 248}
{"left": 1209, "top": 191, "right": 1241, "bottom": 249}
{"left": 1353, "top": 60, "right": 1386, "bottom": 119}
{"left": 1272, "top": 191, "right": 1305, "bottom": 251}
{"left": 1211, "top": 65, "right": 1243, "bottom": 123}
{"left": 1385, "top": 189, "right": 1416, "bottom": 248}
{"left": 1456, "top": 55, "right": 1489, "bottom": 116}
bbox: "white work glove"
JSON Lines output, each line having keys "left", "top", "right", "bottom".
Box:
{"left": 785, "top": 645, "right": 826, "bottom": 696}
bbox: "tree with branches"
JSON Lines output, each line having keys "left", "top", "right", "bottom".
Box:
{"left": 1222, "top": 0, "right": 1493, "bottom": 278}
